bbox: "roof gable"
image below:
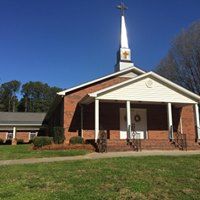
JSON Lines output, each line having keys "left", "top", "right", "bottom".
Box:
{"left": 58, "top": 66, "right": 145, "bottom": 95}
{"left": 89, "top": 72, "right": 200, "bottom": 103}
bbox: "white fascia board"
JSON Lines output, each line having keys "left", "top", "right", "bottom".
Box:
{"left": 150, "top": 72, "right": 200, "bottom": 101}
{"left": 89, "top": 72, "right": 150, "bottom": 97}
{"left": 0, "top": 124, "right": 42, "bottom": 126}
{"left": 89, "top": 71, "right": 200, "bottom": 102}
{"left": 57, "top": 66, "right": 145, "bottom": 95}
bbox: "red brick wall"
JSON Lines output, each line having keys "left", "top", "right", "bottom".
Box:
{"left": 181, "top": 105, "right": 196, "bottom": 140}
{"left": 0, "top": 132, "right": 7, "bottom": 141}
{"left": 179, "top": 105, "right": 200, "bottom": 149}
{"left": 16, "top": 132, "right": 30, "bottom": 143}
{"left": 148, "top": 131, "right": 168, "bottom": 140}
{"left": 63, "top": 76, "right": 129, "bottom": 142}
{"left": 82, "top": 102, "right": 121, "bottom": 140}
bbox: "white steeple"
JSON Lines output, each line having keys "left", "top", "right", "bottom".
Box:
{"left": 121, "top": 15, "right": 129, "bottom": 48}
{"left": 115, "top": 2, "right": 134, "bottom": 72}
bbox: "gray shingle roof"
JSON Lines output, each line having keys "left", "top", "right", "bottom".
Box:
{"left": 0, "top": 112, "right": 46, "bottom": 125}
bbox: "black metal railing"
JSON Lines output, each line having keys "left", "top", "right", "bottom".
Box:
{"left": 127, "top": 125, "right": 142, "bottom": 152}
{"left": 196, "top": 126, "right": 200, "bottom": 142}
{"left": 173, "top": 131, "right": 187, "bottom": 151}
{"left": 6, "top": 132, "right": 13, "bottom": 140}
{"left": 97, "top": 130, "right": 107, "bottom": 153}
{"left": 169, "top": 125, "right": 173, "bottom": 140}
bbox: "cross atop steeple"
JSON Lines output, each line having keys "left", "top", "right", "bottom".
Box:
{"left": 117, "top": 2, "right": 128, "bottom": 16}
{"left": 115, "top": 2, "right": 134, "bottom": 71}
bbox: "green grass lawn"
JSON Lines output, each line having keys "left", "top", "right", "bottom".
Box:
{"left": 0, "top": 155, "right": 200, "bottom": 200}
{"left": 0, "top": 144, "right": 89, "bottom": 160}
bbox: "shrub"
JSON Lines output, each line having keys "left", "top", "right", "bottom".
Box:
{"left": 69, "top": 136, "right": 84, "bottom": 145}
{"left": 52, "top": 127, "right": 65, "bottom": 144}
{"left": 33, "top": 136, "right": 53, "bottom": 148}
{"left": 17, "top": 139, "right": 24, "bottom": 144}
{"left": 29, "top": 139, "right": 33, "bottom": 144}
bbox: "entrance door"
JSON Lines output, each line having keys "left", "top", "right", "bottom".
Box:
{"left": 131, "top": 109, "right": 147, "bottom": 139}
{"left": 120, "top": 108, "right": 147, "bottom": 139}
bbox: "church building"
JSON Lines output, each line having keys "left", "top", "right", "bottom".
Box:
{"left": 46, "top": 3, "right": 200, "bottom": 151}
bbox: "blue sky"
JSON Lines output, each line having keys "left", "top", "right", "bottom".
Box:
{"left": 0, "top": 0, "right": 200, "bottom": 90}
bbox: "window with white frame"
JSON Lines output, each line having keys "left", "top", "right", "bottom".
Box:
{"left": 6, "top": 131, "right": 13, "bottom": 140}
{"left": 29, "top": 132, "right": 38, "bottom": 140}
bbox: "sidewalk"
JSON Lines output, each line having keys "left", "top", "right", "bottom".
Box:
{"left": 1, "top": 150, "right": 200, "bottom": 166}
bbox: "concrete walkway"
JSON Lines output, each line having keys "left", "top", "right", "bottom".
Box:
{"left": 1, "top": 150, "right": 200, "bottom": 166}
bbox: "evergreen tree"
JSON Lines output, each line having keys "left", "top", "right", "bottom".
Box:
{"left": 18, "top": 81, "right": 61, "bottom": 112}
{"left": 0, "top": 80, "right": 21, "bottom": 112}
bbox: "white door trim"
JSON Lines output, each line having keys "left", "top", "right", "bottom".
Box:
{"left": 120, "top": 108, "right": 148, "bottom": 139}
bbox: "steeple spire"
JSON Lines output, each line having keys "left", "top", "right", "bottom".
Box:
{"left": 115, "top": 2, "right": 134, "bottom": 72}
{"left": 121, "top": 14, "right": 129, "bottom": 48}
{"left": 117, "top": 2, "right": 129, "bottom": 48}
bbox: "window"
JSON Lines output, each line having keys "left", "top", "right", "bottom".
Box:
{"left": 29, "top": 132, "right": 38, "bottom": 140}
{"left": 6, "top": 131, "right": 13, "bottom": 140}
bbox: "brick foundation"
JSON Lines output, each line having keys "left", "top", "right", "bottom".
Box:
{"left": 97, "top": 139, "right": 200, "bottom": 152}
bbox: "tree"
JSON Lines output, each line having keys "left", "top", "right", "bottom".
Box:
{"left": 155, "top": 20, "right": 200, "bottom": 95}
{"left": 0, "top": 87, "right": 5, "bottom": 111}
{"left": 0, "top": 80, "right": 21, "bottom": 112}
{"left": 18, "top": 81, "right": 61, "bottom": 112}
{"left": 0, "top": 80, "right": 61, "bottom": 112}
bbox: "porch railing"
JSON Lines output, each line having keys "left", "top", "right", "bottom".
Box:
{"left": 127, "top": 125, "right": 141, "bottom": 152}
{"left": 169, "top": 125, "right": 173, "bottom": 140}
{"left": 196, "top": 126, "right": 200, "bottom": 142}
{"left": 97, "top": 130, "right": 107, "bottom": 153}
{"left": 174, "top": 130, "right": 187, "bottom": 151}
{"left": 6, "top": 132, "right": 13, "bottom": 140}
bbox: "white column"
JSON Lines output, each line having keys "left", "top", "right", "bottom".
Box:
{"left": 13, "top": 126, "right": 16, "bottom": 139}
{"left": 126, "top": 101, "right": 131, "bottom": 139}
{"left": 95, "top": 99, "right": 99, "bottom": 142}
{"left": 180, "top": 117, "right": 183, "bottom": 133}
{"left": 194, "top": 104, "right": 200, "bottom": 140}
{"left": 167, "top": 103, "right": 173, "bottom": 139}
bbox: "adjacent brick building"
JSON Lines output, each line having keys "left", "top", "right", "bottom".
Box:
{"left": 0, "top": 112, "right": 46, "bottom": 144}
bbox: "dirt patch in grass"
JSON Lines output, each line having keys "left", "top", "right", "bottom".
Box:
{"left": 0, "top": 144, "right": 91, "bottom": 160}
{"left": 32, "top": 143, "right": 95, "bottom": 151}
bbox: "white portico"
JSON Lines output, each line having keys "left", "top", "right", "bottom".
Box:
{"left": 87, "top": 72, "right": 200, "bottom": 142}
